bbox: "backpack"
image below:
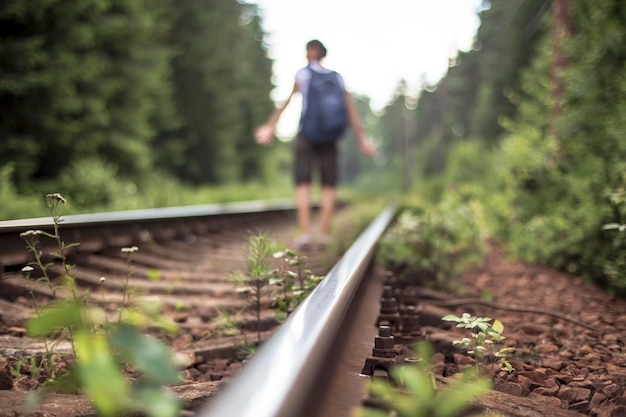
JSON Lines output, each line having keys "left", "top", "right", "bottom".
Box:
{"left": 299, "top": 67, "right": 348, "bottom": 144}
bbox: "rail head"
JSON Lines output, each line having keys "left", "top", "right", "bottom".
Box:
{"left": 0, "top": 198, "right": 298, "bottom": 268}
{"left": 198, "top": 205, "right": 396, "bottom": 417}
{"left": 0, "top": 198, "right": 297, "bottom": 232}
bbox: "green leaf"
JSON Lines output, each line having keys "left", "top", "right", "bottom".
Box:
{"left": 274, "top": 309, "right": 288, "bottom": 323}
{"left": 147, "top": 269, "right": 162, "bottom": 282}
{"left": 27, "top": 300, "right": 82, "bottom": 337}
{"left": 74, "top": 330, "right": 131, "bottom": 417}
{"left": 269, "top": 277, "right": 284, "bottom": 285}
{"left": 394, "top": 365, "right": 435, "bottom": 403}
{"left": 441, "top": 314, "right": 461, "bottom": 322}
{"left": 110, "top": 325, "right": 181, "bottom": 385}
{"left": 438, "top": 372, "right": 491, "bottom": 417}
{"left": 134, "top": 386, "right": 181, "bottom": 417}
{"left": 492, "top": 319, "right": 504, "bottom": 334}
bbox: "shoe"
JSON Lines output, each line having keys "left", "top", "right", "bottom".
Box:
{"left": 294, "top": 234, "right": 312, "bottom": 251}
{"left": 317, "top": 234, "right": 331, "bottom": 250}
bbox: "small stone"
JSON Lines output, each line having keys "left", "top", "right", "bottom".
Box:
{"left": 532, "top": 385, "right": 560, "bottom": 396}
{"left": 0, "top": 357, "right": 13, "bottom": 390}
{"left": 602, "top": 384, "right": 624, "bottom": 398}
{"left": 542, "top": 357, "right": 564, "bottom": 371}
{"left": 557, "top": 386, "right": 592, "bottom": 405}
{"left": 528, "top": 392, "right": 563, "bottom": 409}
{"left": 431, "top": 352, "right": 445, "bottom": 375}
{"left": 590, "top": 392, "right": 608, "bottom": 409}
{"left": 452, "top": 353, "right": 473, "bottom": 366}
{"left": 516, "top": 369, "right": 549, "bottom": 385}
{"left": 535, "top": 343, "right": 560, "bottom": 354}
{"left": 519, "top": 323, "right": 550, "bottom": 335}
{"left": 496, "top": 382, "right": 524, "bottom": 397}
{"left": 612, "top": 406, "right": 626, "bottom": 416}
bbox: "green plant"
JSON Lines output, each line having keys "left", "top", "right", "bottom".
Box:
{"left": 212, "top": 310, "right": 240, "bottom": 338}
{"left": 355, "top": 341, "right": 492, "bottom": 417}
{"left": 602, "top": 222, "right": 626, "bottom": 293}
{"left": 377, "top": 202, "right": 485, "bottom": 290}
{"left": 442, "top": 313, "right": 514, "bottom": 374}
{"left": 270, "top": 249, "right": 323, "bottom": 322}
{"left": 230, "top": 232, "right": 275, "bottom": 344}
{"left": 20, "top": 193, "right": 183, "bottom": 417}
{"left": 9, "top": 359, "right": 24, "bottom": 379}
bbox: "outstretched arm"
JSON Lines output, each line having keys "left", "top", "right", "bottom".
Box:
{"left": 254, "top": 82, "right": 298, "bottom": 145}
{"left": 345, "top": 91, "right": 376, "bottom": 158}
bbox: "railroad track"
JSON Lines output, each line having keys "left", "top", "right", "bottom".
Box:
{"left": 0, "top": 199, "right": 394, "bottom": 416}
{"left": 1, "top": 200, "right": 624, "bottom": 417}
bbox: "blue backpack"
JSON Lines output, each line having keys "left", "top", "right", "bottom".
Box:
{"left": 299, "top": 67, "right": 348, "bottom": 144}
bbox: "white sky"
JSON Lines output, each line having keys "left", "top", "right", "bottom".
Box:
{"left": 248, "top": 0, "right": 484, "bottom": 138}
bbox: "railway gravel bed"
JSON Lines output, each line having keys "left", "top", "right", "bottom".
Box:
{"left": 0, "top": 206, "right": 345, "bottom": 416}
{"left": 360, "top": 244, "right": 626, "bottom": 417}
{"left": 1, "top": 205, "right": 625, "bottom": 417}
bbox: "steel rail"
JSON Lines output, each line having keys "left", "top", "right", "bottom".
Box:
{"left": 0, "top": 198, "right": 296, "bottom": 232}
{"left": 198, "top": 205, "right": 396, "bottom": 417}
{"left": 0, "top": 198, "right": 297, "bottom": 268}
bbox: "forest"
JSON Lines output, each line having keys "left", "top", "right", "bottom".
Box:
{"left": 1, "top": 0, "right": 625, "bottom": 293}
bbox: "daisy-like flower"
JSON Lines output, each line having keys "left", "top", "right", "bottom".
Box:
{"left": 99, "top": 277, "right": 106, "bottom": 283}
{"left": 121, "top": 246, "right": 139, "bottom": 253}
{"left": 45, "top": 193, "right": 66, "bottom": 204}
{"left": 20, "top": 230, "right": 42, "bottom": 238}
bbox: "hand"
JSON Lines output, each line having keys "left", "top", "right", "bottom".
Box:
{"left": 254, "top": 124, "right": 275, "bottom": 145}
{"left": 359, "top": 139, "right": 377, "bottom": 159}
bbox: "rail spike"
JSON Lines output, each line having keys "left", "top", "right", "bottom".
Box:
{"left": 360, "top": 325, "right": 398, "bottom": 378}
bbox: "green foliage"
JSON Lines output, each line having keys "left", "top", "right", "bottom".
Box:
{"left": 601, "top": 223, "right": 626, "bottom": 292}
{"left": 377, "top": 198, "right": 486, "bottom": 290}
{"left": 162, "top": 0, "right": 274, "bottom": 184}
{"left": 0, "top": 0, "right": 175, "bottom": 187}
{"left": 20, "top": 194, "right": 182, "bottom": 417}
{"left": 0, "top": 0, "right": 276, "bottom": 203}
{"left": 404, "top": 0, "right": 550, "bottom": 157}
{"left": 56, "top": 157, "right": 120, "bottom": 208}
{"left": 488, "top": 2, "right": 626, "bottom": 293}
{"left": 355, "top": 341, "right": 492, "bottom": 417}
{"left": 212, "top": 310, "right": 241, "bottom": 338}
{"left": 0, "top": 164, "right": 43, "bottom": 219}
{"left": 270, "top": 249, "right": 323, "bottom": 322}
{"left": 442, "top": 313, "right": 514, "bottom": 374}
{"left": 230, "top": 232, "right": 275, "bottom": 344}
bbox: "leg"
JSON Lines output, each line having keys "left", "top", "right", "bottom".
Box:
{"left": 318, "top": 142, "right": 338, "bottom": 246}
{"left": 293, "top": 136, "right": 314, "bottom": 248}
{"left": 319, "top": 185, "right": 336, "bottom": 236}
{"left": 296, "top": 183, "right": 312, "bottom": 236}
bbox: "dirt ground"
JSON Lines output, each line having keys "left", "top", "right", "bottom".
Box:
{"left": 1, "top": 243, "right": 626, "bottom": 416}
{"left": 424, "top": 244, "right": 626, "bottom": 417}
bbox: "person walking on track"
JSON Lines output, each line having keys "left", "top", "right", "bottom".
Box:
{"left": 254, "top": 39, "right": 376, "bottom": 250}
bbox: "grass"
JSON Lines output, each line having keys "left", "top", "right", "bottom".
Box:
{"left": 1, "top": 177, "right": 392, "bottom": 221}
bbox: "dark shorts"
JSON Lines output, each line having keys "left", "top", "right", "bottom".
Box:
{"left": 293, "top": 135, "right": 338, "bottom": 186}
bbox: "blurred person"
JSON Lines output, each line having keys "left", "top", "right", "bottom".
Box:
{"left": 254, "top": 39, "right": 376, "bottom": 250}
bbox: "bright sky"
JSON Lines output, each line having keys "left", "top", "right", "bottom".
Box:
{"left": 249, "top": 0, "right": 485, "bottom": 138}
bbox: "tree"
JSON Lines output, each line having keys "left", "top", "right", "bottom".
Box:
{"left": 160, "top": 0, "right": 274, "bottom": 184}
{"left": 0, "top": 0, "right": 176, "bottom": 190}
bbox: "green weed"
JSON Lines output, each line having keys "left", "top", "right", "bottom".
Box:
{"left": 270, "top": 249, "right": 322, "bottom": 322}
{"left": 377, "top": 201, "right": 485, "bottom": 291}
{"left": 355, "top": 341, "right": 492, "bottom": 417}
{"left": 229, "top": 232, "right": 275, "bottom": 344}
{"left": 20, "top": 193, "right": 183, "bottom": 417}
{"left": 442, "top": 313, "right": 514, "bottom": 375}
